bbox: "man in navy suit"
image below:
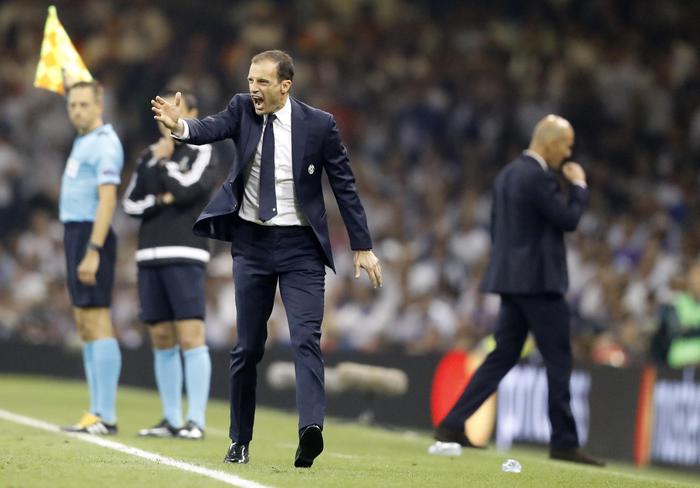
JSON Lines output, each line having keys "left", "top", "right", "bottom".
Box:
{"left": 152, "top": 50, "right": 382, "bottom": 468}
{"left": 434, "top": 115, "right": 604, "bottom": 466}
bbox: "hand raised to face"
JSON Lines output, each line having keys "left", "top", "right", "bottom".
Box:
{"left": 561, "top": 162, "right": 586, "bottom": 186}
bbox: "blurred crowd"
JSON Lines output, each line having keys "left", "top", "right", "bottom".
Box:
{"left": 1, "top": 0, "right": 700, "bottom": 367}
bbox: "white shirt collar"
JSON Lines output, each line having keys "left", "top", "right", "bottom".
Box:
{"left": 266, "top": 96, "right": 292, "bottom": 127}
{"left": 523, "top": 149, "right": 548, "bottom": 171}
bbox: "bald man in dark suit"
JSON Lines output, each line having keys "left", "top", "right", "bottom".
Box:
{"left": 435, "top": 115, "right": 604, "bottom": 467}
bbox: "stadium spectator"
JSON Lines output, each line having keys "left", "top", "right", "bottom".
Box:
{"left": 0, "top": 124, "right": 24, "bottom": 239}
{"left": 661, "top": 262, "right": 700, "bottom": 368}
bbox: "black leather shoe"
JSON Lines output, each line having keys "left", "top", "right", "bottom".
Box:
{"left": 434, "top": 425, "right": 484, "bottom": 448}
{"left": 224, "top": 442, "right": 249, "bottom": 464}
{"left": 294, "top": 424, "right": 324, "bottom": 468}
{"left": 550, "top": 448, "right": 605, "bottom": 467}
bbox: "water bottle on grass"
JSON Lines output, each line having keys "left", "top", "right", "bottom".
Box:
{"left": 501, "top": 459, "right": 522, "bottom": 473}
{"left": 427, "top": 441, "right": 462, "bottom": 456}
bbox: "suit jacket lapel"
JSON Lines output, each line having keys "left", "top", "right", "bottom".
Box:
{"left": 291, "top": 98, "right": 307, "bottom": 184}
{"left": 235, "top": 113, "right": 263, "bottom": 180}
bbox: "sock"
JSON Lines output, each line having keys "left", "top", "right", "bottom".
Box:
{"left": 183, "top": 345, "right": 211, "bottom": 427}
{"left": 92, "top": 337, "right": 121, "bottom": 424}
{"left": 82, "top": 342, "right": 97, "bottom": 414}
{"left": 154, "top": 347, "right": 183, "bottom": 428}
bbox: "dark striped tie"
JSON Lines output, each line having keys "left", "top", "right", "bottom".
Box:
{"left": 259, "top": 114, "right": 277, "bottom": 222}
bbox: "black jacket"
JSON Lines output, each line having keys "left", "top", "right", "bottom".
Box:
{"left": 480, "top": 153, "right": 589, "bottom": 295}
{"left": 123, "top": 142, "right": 217, "bottom": 267}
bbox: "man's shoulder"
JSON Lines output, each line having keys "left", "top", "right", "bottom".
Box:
{"left": 229, "top": 93, "right": 253, "bottom": 109}
{"left": 291, "top": 97, "right": 333, "bottom": 122}
{"left": 227, "top": 94, "right": 264, "bottom": 126}
{"left": 95, "top": 123, "right": 121, "bottom": 139}
{"left": 505, "top": 154, "right": 549, "bottom": 179}
{"left": 495, "top": 155, "right": 548, "bottom": 191}
{"left": 92, "top": 124, "right": 123, "bottom": 150}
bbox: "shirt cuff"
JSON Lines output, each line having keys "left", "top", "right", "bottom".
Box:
{"left": 172, "top": 119, "right": 190, "bottom": 140}
{"left": 571, "top": 180, "right": 587, "bottom": 189}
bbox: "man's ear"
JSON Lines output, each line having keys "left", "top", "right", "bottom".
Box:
{"left": 281, "top": 80, "right": 292, "bottom": 94}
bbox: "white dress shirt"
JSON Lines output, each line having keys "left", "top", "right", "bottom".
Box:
{"left": 178, "top": 96, "right": 308, "bottom": 226}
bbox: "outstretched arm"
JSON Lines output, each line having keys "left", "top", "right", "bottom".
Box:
{"left": 151, "top": 93, "right": 241, "bottom": 145}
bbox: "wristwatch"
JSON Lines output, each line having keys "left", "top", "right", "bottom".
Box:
{"left": 87, "top": 242, "right": 102, "bottom": 252}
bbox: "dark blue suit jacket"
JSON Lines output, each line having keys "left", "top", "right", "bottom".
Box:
{"left": 480, "top": 154, "right": 589, "bottom": 295}
{"left": 188, "top": 94, "right": 372, "bottom": 271}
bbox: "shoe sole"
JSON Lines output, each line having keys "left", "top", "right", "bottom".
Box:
{"left": 294, "top": 427, "right": 323, "bottom": 468}
{"left": 177, "top": 434, "right": 205, "bottom": 440}
{"left": 223, "top": 457, "right": 249, "bottom": 464}
{"left": 138, "top": 432, "right": 176, "bottom": 438}
{"left": 63, "top": 427, "right": 118, "bottom": 435}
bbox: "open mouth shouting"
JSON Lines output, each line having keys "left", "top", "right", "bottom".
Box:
{"left": 251, "top": 94, "right": 264, "bottom": 112}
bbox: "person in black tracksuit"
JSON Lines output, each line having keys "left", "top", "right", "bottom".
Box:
{"left": 123, "top": 91, "right": 216, "bottom": 440}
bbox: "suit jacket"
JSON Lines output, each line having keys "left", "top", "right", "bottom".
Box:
{"left": 480, "top": 153, "right": 589, "bottom": 295}
{"left": 189, "top": 94, "right": 372, "bottom": 271}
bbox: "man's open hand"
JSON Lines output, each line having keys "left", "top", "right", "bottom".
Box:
{"left": 354, "top": 250, "right": 382, "bottom": 288}
{"left": 151, "top": 92, "right": 184, "bottom": 135}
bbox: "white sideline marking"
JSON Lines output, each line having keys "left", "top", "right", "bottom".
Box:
{"left": 0, "top": 409, "right": 273, "bottom": 488}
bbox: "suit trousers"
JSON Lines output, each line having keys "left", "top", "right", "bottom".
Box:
{"left": 228, "top": 217, "right": 326, "bottom": 444}
{"left": 441, "top": 293, "right": 579, "bottom": 450}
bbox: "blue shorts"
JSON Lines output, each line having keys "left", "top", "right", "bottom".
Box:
{"left": 137, "top": 264, "right": 206, "bottom": 323}
{"left": 64, "top": 222, "right": 117, "bottom": 308}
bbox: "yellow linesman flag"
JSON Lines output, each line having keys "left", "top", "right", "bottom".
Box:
{"left": 34, "top": 5, "right": 92, "bottom": 95}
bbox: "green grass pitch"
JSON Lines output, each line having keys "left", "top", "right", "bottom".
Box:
{"left": 0, "top": 374, "right": 698, "bottom": 487}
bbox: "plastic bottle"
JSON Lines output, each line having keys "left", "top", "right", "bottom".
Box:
{"left": 427, "top": 441, "right": 462, "bottom": 456}
{"left": 501, "top": 458, "right": 522, "bottom": 473}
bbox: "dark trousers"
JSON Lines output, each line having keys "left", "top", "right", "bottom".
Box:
{"left": 440, "top": 293, "right": 579, "bottom": 450}
{"left": 64, "top": 222, "right": 116, "bottom": 308}
{"left": 229, "top": 218, "right": 326, "bottom": 444}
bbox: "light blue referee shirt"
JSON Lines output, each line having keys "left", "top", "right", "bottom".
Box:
{"left": 59, "top": 124, "right": 123, "bottom": 223}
